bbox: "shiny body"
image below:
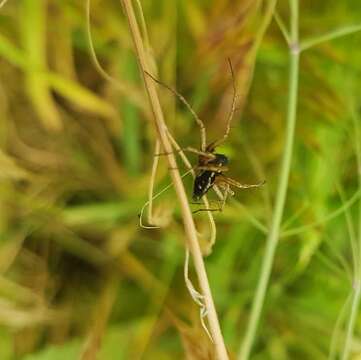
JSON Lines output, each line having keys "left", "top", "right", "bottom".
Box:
{"left": 192, "top": 153, "right": 229, "bottom": 201}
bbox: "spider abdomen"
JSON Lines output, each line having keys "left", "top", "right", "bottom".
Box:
{"left": 192, "top": 170, "right": 217, "bottom": 201}
{"left": 193, "top": 152, "right": 229, "bottom": 201}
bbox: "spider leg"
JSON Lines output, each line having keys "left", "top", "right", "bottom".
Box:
{"left": 192, "top": 207, "right": 221, "bottom": 214}
{"left": 213, "top": 178, "right": 234, "bottom": 209}
{"left": 144, "top": 71, "right": 207, "bottom": 152}
{"left": 192, "top": 188, "right": 230, "bottom": 214}
{"left": 212, "top": 184, "right": 226, "bottom": 202}
{"left": 191, "top": 199, "right": 224, "bottom": 205}
{"left": 196, "top": 165, "right": 229, "bottom": 172}
{"left": 217, "top": 174, "right": 266, "bottom": 189}
{"left": 192, "top": 195, "right": 224, "bottom": 214}
{"left": 220, "top": 183, "right": 232, "bottom": 210}
{"left": 155, "top": 146, "right": 215, "bottom": 160}
{"left": 192, "top": 181, "right": 231, "bottom": 214}
{"left": 184, "top": 147, "right": 216, "bottom": 159}
{"left": 209, "top": 58, "right": 238, "bottom": 150}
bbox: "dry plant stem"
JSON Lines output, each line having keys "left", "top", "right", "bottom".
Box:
{"left": 120, "top": 1, "right": 228, "bottom": 358}
{"left": 86, "top": 0, "right": 119, "bottom": 87}
{"left": 147, "top": 139, "right": 160, "bottom": 224}
{"left": 145, "top": 71, "right": 207, "bottom": 152}
{"left": 139, "top": 169, "right": 194, "bottom": 229}
{"left": 238, "top": 1, "right": 299, "bottom": 359}
{"left": 167, "top": 131, "right": 217, "bottom": 249}
{"left": 80, "top": 275, "right": 117, "bottom": 360}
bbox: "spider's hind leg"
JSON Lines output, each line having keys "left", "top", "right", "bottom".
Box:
{"left": 192, "top": 182, "right": 232, "bottom": 214}
{"left": 215, "top": 181, "right": 233, "bottom": 211}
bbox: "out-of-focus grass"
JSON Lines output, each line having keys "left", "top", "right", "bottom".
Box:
{"left": 0, "top": 0, "right": 361, "bottom": 359}
{"left": 120, "top": 52, "right": 140, "bottom": 175}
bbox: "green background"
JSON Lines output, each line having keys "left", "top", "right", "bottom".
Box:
{"left": 0, "top": 0, "right": 360, "bottom": 359}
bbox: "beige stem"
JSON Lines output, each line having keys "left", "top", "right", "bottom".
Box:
{"left": 120, "top": 0, "right": 228, "bottom": 358}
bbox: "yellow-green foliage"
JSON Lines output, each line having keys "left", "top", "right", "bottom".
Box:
{"left": 0, "top": 0, "right": 360, "bottom": 359}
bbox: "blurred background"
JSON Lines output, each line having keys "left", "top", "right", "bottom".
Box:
{"left": 0, "top": 0, "right": 361, "bottom": 359}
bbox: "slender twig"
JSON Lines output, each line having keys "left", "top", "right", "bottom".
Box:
{"left": 85, "top": 0, "right": 145, "bottom": 110}
{"left": 230, "top": 199, "right": 268, "bottom": 234}
{"left": 86, "top": 0, "right": 119, "bottom": 87}
{"left": 340, "top": 89, "right": 361, "bottom": 360}
{"left": 184, "top": 248, "right": 213, "bottom": 341}
{"left": 337, "top": 184, "right": 358, "bottom": 278}
{"left": 139, "top": 168, "right": 194, "bottom": 229}
{"left": 324, "top": 234, "right": 353, "bottom": 286}
{"left": 281, "top": 201, "right": 309, "bottom": 230}
{"left": 341, "top": 283, "right": 361, "bottom": 360}
{"left": 328, "top": 292, "right": 353, "bottom": 360}
{"left": 119, "top": 1, "right": 228, "bottom": 358}
{"left": 316, "top": 250, "right": 350, "bottom": 283}
{"left": 147, "top": 140, "right": 161, "bottom": 225}
{"left": 281, "top": 189, "right": 361, "bottom": 238}
{"left": 274, "top": 10, "right": 291, "bottom": 45}
{"left": 80, "top": 275, "right": 118, "bottom": 360}
{"left": 250, "top": 0, "right": 279, "bottom": 58}
{"left": 134, "top": 0, "right": 151, "bottom": 50}
{"left": 351, "top": 101, "right": 361, "bottom": 271}
{"left": 300, "top": 23, "right": 361, "bottom": 52}
{"left": 238, "top": 1, "right": 299, "bottom": 358}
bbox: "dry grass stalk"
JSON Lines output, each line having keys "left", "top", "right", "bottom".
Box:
{"left": 119, "top": 0, "right": 228, "bottom": 358}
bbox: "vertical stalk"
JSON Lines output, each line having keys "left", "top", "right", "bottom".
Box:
{"left": 341, "top": 282, "right": 361, "bottom": 360}
{"left": 119, "top": 0, "right": 228, "bottom": 358}
{"left": 341, "top": 95, "right": 361, "bottom": 360}
{"left": 238, "top": 1, "right": 300, "bottom": 359}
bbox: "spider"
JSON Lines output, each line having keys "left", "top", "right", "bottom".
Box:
{"left": 145, "top": 59, "right": 264, "bottom": 212}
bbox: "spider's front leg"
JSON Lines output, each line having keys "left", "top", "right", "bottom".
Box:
{"left": 183, "top": 147, "right": 216, "bottom": 160}
{"left": 196, "top": 165, "right": 229, "bottom": 173}
{"left": 155, "top": 146, "right": 216, "bottom": 160}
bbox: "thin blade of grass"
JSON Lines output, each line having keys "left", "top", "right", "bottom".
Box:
{"left": 20, "top": 0, "right": 62, "bottom": 131}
